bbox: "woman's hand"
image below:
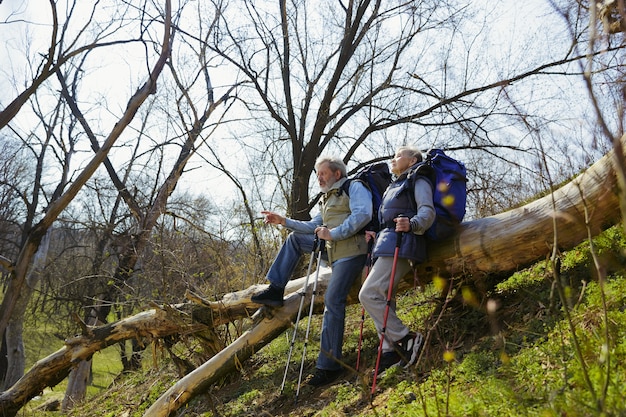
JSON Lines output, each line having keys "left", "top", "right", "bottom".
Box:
{"left": 394, "top": 216, "right": 411, "bottom": 233}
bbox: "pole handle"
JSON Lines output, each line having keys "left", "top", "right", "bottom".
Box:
{"left": 317, "top": 224, "right": 327, "bottom": 254}
{"left": 395, "top": 215, "right": 407, "bottom": 247}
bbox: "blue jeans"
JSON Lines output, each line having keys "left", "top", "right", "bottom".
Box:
{"left": 266, "top": 232, "right": 366, "bottom": 371}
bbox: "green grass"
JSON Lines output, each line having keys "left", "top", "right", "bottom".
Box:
{"left": 24, "top": 343, "right": 123, "bottom": 415}
{"left": 21, "top": 316, "right": 124, "bottom": 415}
{"left": 19, "top": 226, "right": 626, "bottom": 416}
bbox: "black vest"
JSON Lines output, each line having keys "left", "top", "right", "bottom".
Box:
{"left": 372, "top": 170, "right": 427, "bottom": 262}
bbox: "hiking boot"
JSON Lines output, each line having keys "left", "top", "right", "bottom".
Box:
{"left": 376, "top": 350, "right": 402, "bottom": 375}
{"left": 307, "top": 368, "right": 343, "bottom": 387}
{"left": 397, "top": 331, "right": 424, "bottom": 368}
{"left": 250, "top": 284, "right": 284, "bottom": 307}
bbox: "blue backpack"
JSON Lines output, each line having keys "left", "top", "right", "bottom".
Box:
{"left": 409, "top": 149, "right": 467, "bottom": 240}
{"left": 341, "top": 162, "right": 392, "bottom": 232}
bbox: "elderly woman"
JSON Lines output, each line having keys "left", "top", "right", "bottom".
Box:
{"left": 359, "top": 145, "right": 435, "bottom": 375}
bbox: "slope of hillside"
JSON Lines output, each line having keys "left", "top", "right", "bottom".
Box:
{"left": 28, "top": 226, "right": 626, "bottom": 417}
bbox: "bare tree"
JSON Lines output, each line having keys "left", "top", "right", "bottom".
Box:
{"left": 53, "top": 2, "right": 246, "bottom": 408}
{"left": 0, "top": 1, "right": 155, "bottom": 129}
{"left": 202, "top": 0, "right": 622, "bottom": 223}
{"left": 0, "top": 0, "right": 173, "bottom": 390}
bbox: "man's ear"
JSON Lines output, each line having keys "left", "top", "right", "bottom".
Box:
{"left": 334, "top": 170, "right": 343, "bottom": 180}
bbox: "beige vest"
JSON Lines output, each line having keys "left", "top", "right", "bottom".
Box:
{"left": 321, "top": 179, "right": 368, "bottom": 263}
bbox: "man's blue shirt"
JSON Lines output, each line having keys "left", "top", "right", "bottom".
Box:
{"left": 284, "top": 178, "right": 372, "bottom": 240}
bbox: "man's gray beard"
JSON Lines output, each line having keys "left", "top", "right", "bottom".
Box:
{"left": 319, "top": 179, "right": 337, "bottom": 194}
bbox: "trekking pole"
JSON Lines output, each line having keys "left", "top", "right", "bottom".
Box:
{"left": 295, "top": 235, "right": 326, "bottom": 403}
{"left": 356, "top": 236, "right": 375, "bottom": 373}
{"left": 371, "top": 220, "right": 404, "bottom": 395}
{"left": 280, "top": 234, "right": 320, "bottom": 394}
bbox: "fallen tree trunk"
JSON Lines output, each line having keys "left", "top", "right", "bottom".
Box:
{"left": 1, "top": 140, "right": 623, "bottom": 416}
{"left": 0, "top": 307, "right": 208, "bottom": 417}
{"left": 412, "top": 151, "right": 622, "bottom": 281}
{"left": 199, "top": 138, "right": 624, "bottom": 321}
{"left": 144, "top": 281, "right": 330, "bottom": 417}
{"left": 143, "top": 139, "right": 624, "bottom": 416}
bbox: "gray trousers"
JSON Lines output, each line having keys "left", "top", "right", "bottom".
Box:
{"left": 358, "top": 256, "right": 413, "bottom": 352}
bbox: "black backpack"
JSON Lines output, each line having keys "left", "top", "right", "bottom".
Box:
{"left": 408, "top": 149, "right": 467, "bottom": 240}
{"left": 341, "top": 162, "right": 392, "bottom": 232}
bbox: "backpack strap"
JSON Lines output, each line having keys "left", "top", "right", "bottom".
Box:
{"left": 403, "top": 163, "right": 435, "bottom": 211}
{"left": 341, "top": 177, "right": 368, "bottom": 197}
{"left": 340, "top": 178, "right": 350, "bottom": 197}
{"left": 408, "top": 163, "right": 435, "bottom": 188}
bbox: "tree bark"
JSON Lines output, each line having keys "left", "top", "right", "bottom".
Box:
{"left": 61, "top": 359, "right": 91, "bottom": 411}
{"left": 1, "top": 230, "right": 51, "bottom": 389}
{"left": 62, "top": 310, "right": 100, "bottom": 412}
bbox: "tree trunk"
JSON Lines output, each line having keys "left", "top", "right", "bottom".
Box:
{"left": 0, "top": 323, "right": 25, "bottom": 392}
{"left": 1, "top": 230, "right": 51, "bottom": 389}
{"left": 62, "top": 310, "right": 101, "bottom": 411}
{"left": 61, "top": 359, "right": 91, "bottom": 412}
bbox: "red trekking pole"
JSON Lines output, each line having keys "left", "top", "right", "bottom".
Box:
{"left": 371, "top": 221, "right": 404, "bottom": 394}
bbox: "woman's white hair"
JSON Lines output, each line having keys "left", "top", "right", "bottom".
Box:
{"left": 397, "top": 145, "right": 423, "bottom": 163}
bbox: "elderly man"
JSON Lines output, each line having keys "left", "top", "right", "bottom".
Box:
{"left": 252, "top": 155, "right": 372, "bottom": 386}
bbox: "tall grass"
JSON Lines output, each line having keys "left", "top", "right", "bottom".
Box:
{"left": 21, "top": 226, "right": 626, "bottom": 417}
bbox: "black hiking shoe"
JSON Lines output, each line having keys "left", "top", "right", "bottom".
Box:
{"left": 397, "top": 331, "right": 424, "bottom": 368}
{"left": 307, "top": 368, "right": 343, "bottom": 387}
{"left": 373, "top": 331, "right": 424, "bottom": 380}
{"left": 377, "top": 351, "right": 402, "bottom": 373}
{"left": 251, "top": 284, "right": 284, "bottom": 307}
